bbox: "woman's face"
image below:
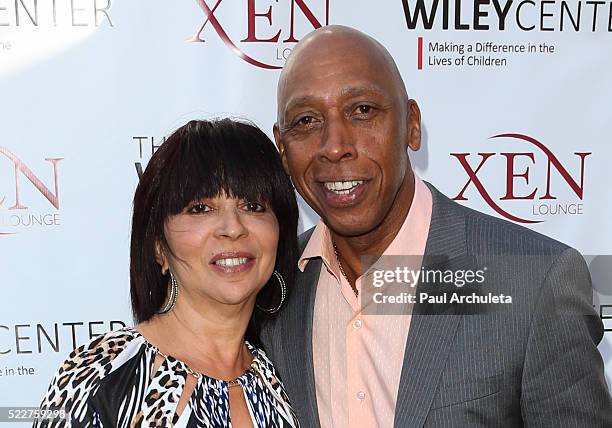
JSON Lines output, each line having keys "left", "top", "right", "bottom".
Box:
{"left": 159, "top": 193, "right": 279, "bottom": 309}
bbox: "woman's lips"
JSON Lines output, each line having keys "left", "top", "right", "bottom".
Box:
{"left": 209, "top": 252, "right": 256, "bottom": 274}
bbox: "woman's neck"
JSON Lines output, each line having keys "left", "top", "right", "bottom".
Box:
{"left": 138, "top": 294, "right": 255, "bottom": 380}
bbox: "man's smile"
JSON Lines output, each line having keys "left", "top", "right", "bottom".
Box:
{"left": 315, "top": 178, "right": 370, "bottom": 208}
{"left": 323, "top": 179, "right": 365, "bottom": 194}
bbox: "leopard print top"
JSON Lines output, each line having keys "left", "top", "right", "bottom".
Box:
{"left": 34, "top": 327, "right": 299, "bottom": 427}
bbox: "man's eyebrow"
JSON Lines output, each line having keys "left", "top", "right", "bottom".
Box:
{"left": 284, "top": 95, "right": 317, "bottom": 112}
{"left": 283, "top": 85, "right": 386, "bottom": 113}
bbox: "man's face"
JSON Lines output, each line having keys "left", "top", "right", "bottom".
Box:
{"left": 275, "top": 43, "right": 419, "bottom": 237}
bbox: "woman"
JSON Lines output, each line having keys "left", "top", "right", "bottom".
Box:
{"left": 35, "top": 119, "right": 300, "bottom": 427}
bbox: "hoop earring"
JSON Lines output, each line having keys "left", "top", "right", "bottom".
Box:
{"left": 257, "top": 270, "right": 286, "bottom": 314}
{"left": 157, "top": 271, "right": 178, "bottom": 314}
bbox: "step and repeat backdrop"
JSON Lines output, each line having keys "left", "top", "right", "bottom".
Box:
{"left": 1, "top": 0, "right": 611, "bottom": 421}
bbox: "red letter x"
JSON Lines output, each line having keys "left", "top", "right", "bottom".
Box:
{"left": 451, "top": 152, "right": 540, "bottom": 224}
{"left": 189, "top": 0, "right": 281, "bottom": 69}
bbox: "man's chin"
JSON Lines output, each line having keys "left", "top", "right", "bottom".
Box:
{"left": 323, "top": 216, "right": 379, "bottom": 238}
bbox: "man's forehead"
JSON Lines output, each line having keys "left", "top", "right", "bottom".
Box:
{"left": 276, "top": 26, "right": 407, "bottom": 118}
{"left": 288, "top": 41, "right": 382, "bottom": 75}
{"left": 279, "top": 54, "right": 394, "bottom": 102}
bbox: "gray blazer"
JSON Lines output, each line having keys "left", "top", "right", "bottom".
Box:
{"left": 261, "top": 182, "right": 612, "bottom": 427}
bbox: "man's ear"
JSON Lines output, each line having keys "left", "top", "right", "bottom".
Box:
{"left": 154, "top": 242, "right": 169, "bottom": 274}
{"left": 406, "top": 99, "right": 422, "bottom": 152}
{"left": 273, "top": 123, "right": 291, "bottom": 175}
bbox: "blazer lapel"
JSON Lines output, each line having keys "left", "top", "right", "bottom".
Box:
{"left": 280, "top": 256, "right": 322, "bottom": 428}
{"left": 393, "top": 183, "right": 466, "bottom": 427}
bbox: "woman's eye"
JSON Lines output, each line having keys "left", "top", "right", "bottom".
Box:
{"left": 243, "top": 202, "right": 265, "bottom": 212}
{"left": 187, "top": 203, "right": 212, "bottom": 214}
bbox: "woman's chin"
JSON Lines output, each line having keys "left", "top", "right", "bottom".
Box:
{"left": 208, "top": 290, "right": 259, "bottom": 309}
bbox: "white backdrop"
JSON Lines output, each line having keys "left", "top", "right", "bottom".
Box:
{"left": 1, "top": 1, "right": 611, "bottom": 423}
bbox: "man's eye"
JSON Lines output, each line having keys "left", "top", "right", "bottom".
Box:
{"left": 187, "top": 203, "right": 212, "bottom": 214}
{"left": 356, "top": 105, "right": 374, "bottom": 114}
{"left": 296, "top": 116, "right": 315, "bottom": 126}
{"left": 243, "top": 202, "right": 266, "bottom": 212}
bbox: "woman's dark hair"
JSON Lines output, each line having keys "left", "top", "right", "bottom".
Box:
{"left": 130, "top": 118, "right": 299, "bottom": 344}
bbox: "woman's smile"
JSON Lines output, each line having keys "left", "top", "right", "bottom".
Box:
{"left": 209, "top": 251, "right": 257, "bottom": 275}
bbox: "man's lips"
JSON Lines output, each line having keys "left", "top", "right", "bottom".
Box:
{"left": 316, "top": 178, "right": 370, "bottom": 208}
{"left": 209, "top": 251, "right": 256, "bottom": 274}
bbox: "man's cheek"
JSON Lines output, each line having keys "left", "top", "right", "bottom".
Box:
{"left": 286, "top": 158, "right": 311, "bottom": 181}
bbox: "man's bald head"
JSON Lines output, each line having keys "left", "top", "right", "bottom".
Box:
{"left": 277, "top": 25, "right": 409, "bottom": 123}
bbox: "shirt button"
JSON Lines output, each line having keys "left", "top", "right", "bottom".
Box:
{"left": 356, "top": 391, "right": 366, "bottom": 400}
{"left": 353, "top": 319, "right": 362, "bottom": 329}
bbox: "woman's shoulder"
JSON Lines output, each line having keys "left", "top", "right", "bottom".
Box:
{"left": 60, "top": 327, "right": 143, "bottom": 375}
{"left": 249, "top": 343, "right": 275, "bottom": 369}
{"left": 249, "top": 343, "right": 287, "bottom": 388}
{"left": 37, "top": 327, "right": 146, "bottom": 418}
{"left": 248, "top": 343, "right": 299, "bottom": 425}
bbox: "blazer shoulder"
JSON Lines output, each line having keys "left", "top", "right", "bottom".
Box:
{"left": 467, "top": 206, "right": 569, "bottom": 255}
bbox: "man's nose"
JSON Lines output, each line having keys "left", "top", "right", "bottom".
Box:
{"left": 318, "top": 113, "right": 357, "bottom": 163}
{"left": 214, "top": 208, "right": 249, "bottom": 240}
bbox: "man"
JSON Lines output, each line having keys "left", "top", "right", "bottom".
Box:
{"left": 261, "top": 25, "right": 612, "bottom": 427}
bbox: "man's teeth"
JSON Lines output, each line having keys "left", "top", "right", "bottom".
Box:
{"left": 324, "top": 180, "right": 364, "bottom": 194}
{"left": 215, "top": 257, "right": 249, "bottom": 266}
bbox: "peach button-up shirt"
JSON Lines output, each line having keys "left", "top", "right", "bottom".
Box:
{"left": 298, "top": 176, "right": 433, "bottom": 428}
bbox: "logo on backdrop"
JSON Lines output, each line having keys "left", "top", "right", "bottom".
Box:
{"left": 0, "top": 321, "right": 127, "bottom": 356}
{"left": 0, "top": 147, "right": 64, "bottom": 235}
{"left": 0, "top": 320, "right": 127, "bottom": 380}
{"left": 0, "top": 0, "right": 113, "bottom": 74}
{"left": 133, "top": 136, "right": 166, "bottom": 178}
{"left": 402, "top": 0, "right": 612, "bottom": 32}
{"left": 403, "top": 1, "right": 612, "bottom": 70}
{"left": 190, "top": 0, "right": 330, "bottom": 69}
{"left": 450, "top": 133, "right": 591, "bottom": 224}
{"left": 0, "top": 0, "right": 113, "bottom": 27}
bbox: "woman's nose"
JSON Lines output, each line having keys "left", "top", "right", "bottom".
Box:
{"left": 213, "top": 208, "right": 249, "bottom": 240}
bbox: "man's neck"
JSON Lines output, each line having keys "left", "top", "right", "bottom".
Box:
{"left": 331, "top": 170, "right": 416, "bottom": 283}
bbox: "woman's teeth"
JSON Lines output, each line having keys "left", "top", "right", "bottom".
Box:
{"left": 215, "top": 257, "right": 248, "bottom": 266}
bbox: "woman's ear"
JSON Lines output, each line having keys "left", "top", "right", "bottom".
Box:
{"left": 154, "top": 242, "right": 169, "bottom": 274}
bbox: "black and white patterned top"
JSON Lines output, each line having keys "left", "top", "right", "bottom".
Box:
{"left": 35, "top": 327, "right": 299, "bottom": 427}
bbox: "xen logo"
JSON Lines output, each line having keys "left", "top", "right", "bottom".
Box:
{"left": 190, "top": 0, "right": 330, "bottom": 69}
{"left": 0, "top": 147, "right": 64, "bottom": 235}
{"left": 451, "top": 134, "right": 591, "bottom": 224}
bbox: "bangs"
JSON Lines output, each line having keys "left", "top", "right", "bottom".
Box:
{"left": 155, "top": 119, "right": 282, "bottom": 216}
